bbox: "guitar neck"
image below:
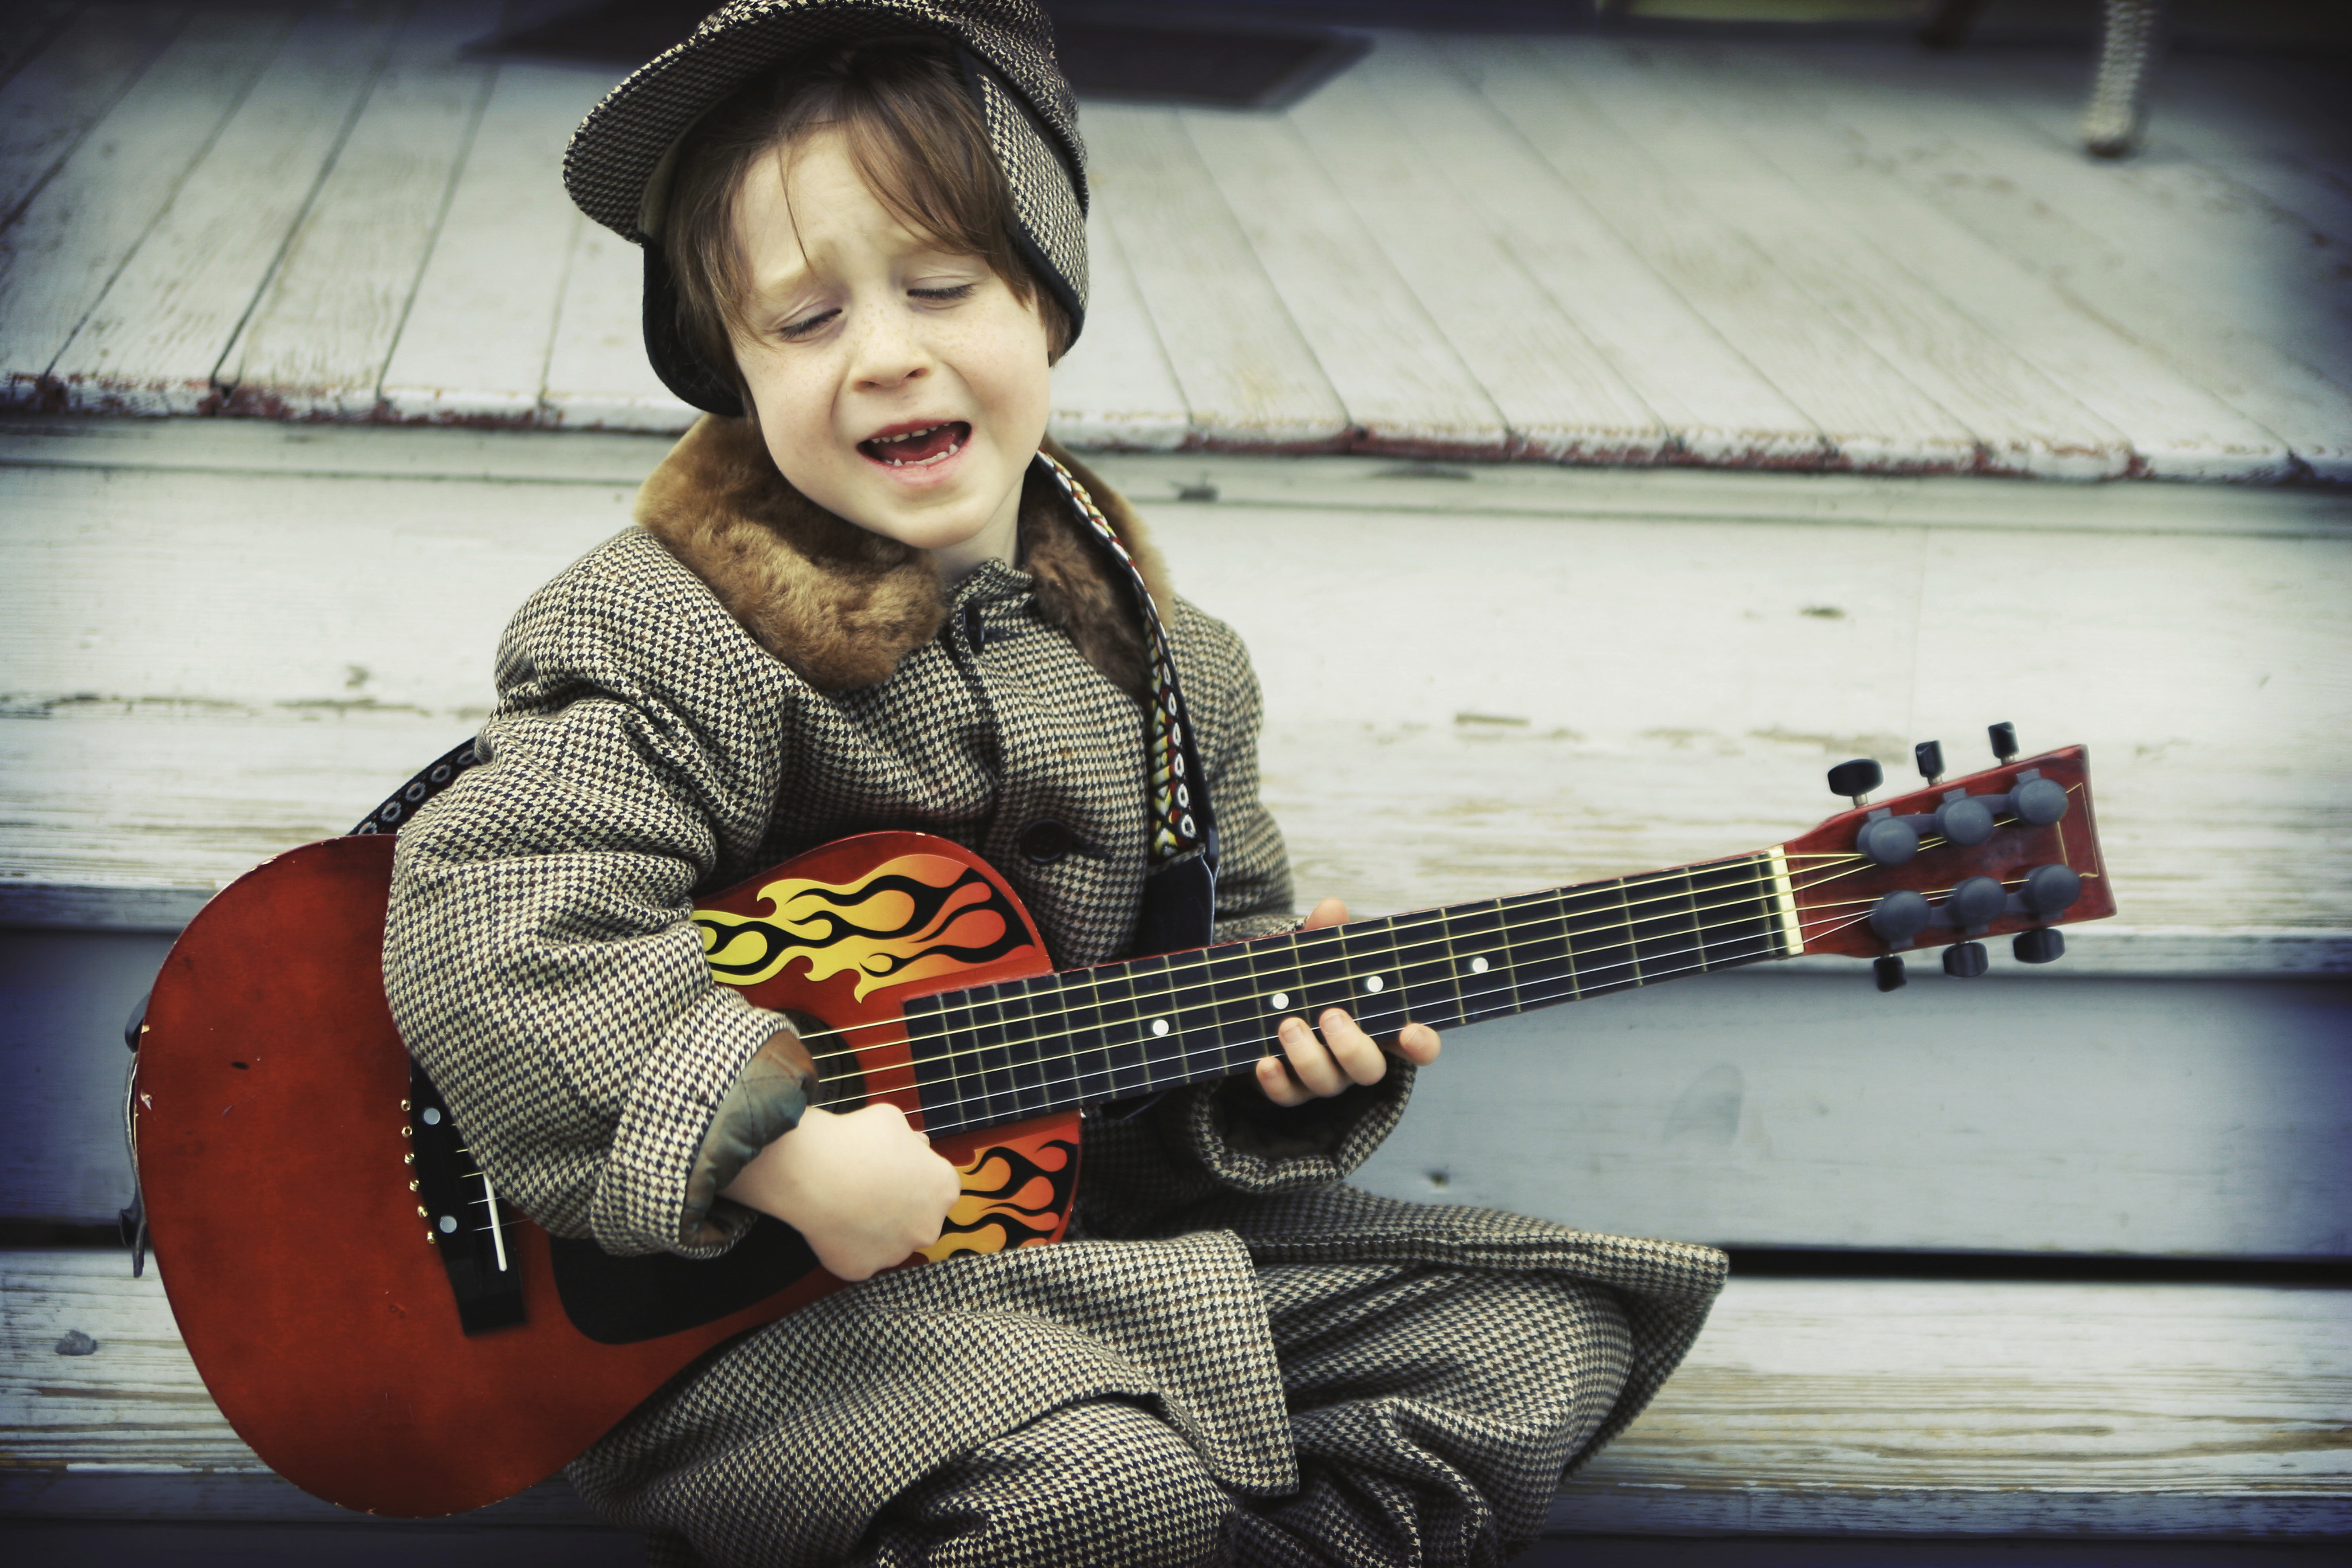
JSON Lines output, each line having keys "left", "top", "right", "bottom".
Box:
{"left": 900, "top": 849, "right": 1803, "bottom": 1137}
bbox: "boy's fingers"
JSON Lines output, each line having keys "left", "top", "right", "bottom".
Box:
{"left": 1255, "top": 1052, "right": 1312, "bottom": 1107}
{"left": 1300, "top": 897, "right": 1349, "bottom": 931}
{"left": 1317, "top": 1008, "right": 1388, "bottom": 1086}
{"left": 1277, "top": 1016, "right": 1349, "bottom": 1097}
{"left": 1397, "top": 1022, "right": 1442, "bottom": 1065}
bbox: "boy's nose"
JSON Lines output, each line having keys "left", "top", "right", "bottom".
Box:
{"left": 846, "top": 305, "right": 931, "bottom": 391}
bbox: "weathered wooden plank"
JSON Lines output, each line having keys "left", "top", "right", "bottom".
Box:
{"left": 377, "top": 60, "right": 607, "bottom": 424}
{"left": 0, "top": 3, "right": 184, "bottom": 224}
{"left": 1551, "top": 41, "right": 2133, "bottom": 481}
{"left": 1081, "top": 102, "right": 1349, "bottom": 448}
{"left": 6, "top": 1252, "right": 2345, "bottom": 1534}
{"left": 540, "top": 212, "right": 695, "bottom": 432}
{"left": 43, "top": 4, "right": 404, "bottom": 415}
{"left": 1765, "top": 42, "right": 2352, "bottom": 480}
{"left": 1381, "top": 35, "right": 1823, "bottom": 468}
{"left": 1043, "top": 194, "right": 1189, "bottom": 452}
{"left": 214, "top": 1, "right": 497, "bottom": 418}
{"left": 1652, "top": 42, "right": 2309, "bottom": 483}
{"left": 0, "top": 9, "right": 293, "bottom": 404}
{"left": 1283, "top": 57, "right": 1669, "bottom": 465}
{"left": 1179, "top": 104, "right": 1510, "bottom": 455}
{"left": 1460, "top": 37, "right": 1981, "bottom": 475}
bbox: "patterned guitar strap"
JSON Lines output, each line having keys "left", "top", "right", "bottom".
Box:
{"left": 1034, "top": 452, "right": 1221, "bottom": 958}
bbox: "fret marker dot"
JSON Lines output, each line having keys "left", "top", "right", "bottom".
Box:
{"left": 420, "top": 1107, "right": 442, "bottom": 1126}
{"left": 1150, "top": 1018, "right": 1170, "bottom": 1036}
{"left": 1469, "top": 957, "right": 1489, "bottom": 975}
{"left": 437, "top": 1216, "right": 457, "bottom": 1234}
{"left": 1363, "top": 975, "right": 1384, "bottom": 993}
{"left": 1271, "top": 992, "right": 1290, "bottom": 1010}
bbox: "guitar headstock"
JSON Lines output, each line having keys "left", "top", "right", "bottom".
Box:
{"left": 1779, "top": 725, "right": 2113, "bottom": 989}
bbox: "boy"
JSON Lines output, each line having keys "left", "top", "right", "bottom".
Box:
{"left": 384, "top": 5, "right": 1724, "bottom": 1564}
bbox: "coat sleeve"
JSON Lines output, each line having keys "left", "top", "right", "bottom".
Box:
{"left": 1076, "top": 603, "right": 1414, "bottom": 1239}
{"left": 382, "top": 536, "right": 808, "bottom": 1259}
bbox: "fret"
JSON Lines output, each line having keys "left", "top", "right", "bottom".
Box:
{"left": 1157, "top": 950, "right": 1222, "bottom": 1089}
{"left": 1445, "top": 899, "right": 1515, "bottom": 1023}
{"left": 1119, "top": 954, "right": 1178, "bottom": 1099}
{"left": 1087, "top": 959, "right": 1147, "bottom": 1102}
{"left": 1289, "top": 924, "right": 1353, "bottom": 1027}
{"left": 1204, "top": 942, "right": 1268, "bottom": 1076}
{"left": 1338, "top": 919, "right": 1411, "bottom": 1038}
{"left": 1243, "top": 931, "right": 1305, "bottom": 1068}
{"left": 1502, "top": 887, "right": 1577, "bottom": 1007}
{"left": 1056, "top": 967, "right": 1117, "bottom": 1106}
{"left": 1626, "top": 868, "right": 1702, "bottom": 987}
{"left": 1559, "top": 881, "right": 1640, "bottom": 998}
{"left": 1393, "top": 907, "right": 1467, "bottom": 1032}
{"left": 904, "top": 994, "right": 969, "bottom": 1132}
{"left": 995, "top": 975, "right": 1052, "bottom": 1121}
{"left": 1690, "top": 856, "right": 1780, "bottom": 970}
{"left": 958, "top": 982, "right": 1018, "bottom": 1128}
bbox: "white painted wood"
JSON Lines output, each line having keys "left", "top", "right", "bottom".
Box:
{"left": 379, "top": 61, "right": 616, "bottom": 425}
{"left": 6, "top": 1252, "right": 2344, "bottom": 1533}
{"left": 1081, "top": 103, "right": 1349, "bottom": 448}
{"left": 1373, "top": 36, "right": 1824, "bottom": 468}
{"left": 42, "top": 4, "right": 405, "bottom": 415}
{"left": 1651, "top": 42, "right": 2309, "bottom": 484}
{"left": 1282, "top": 58, "right": 1670, "bottom": 465}
{"left": 0, "top": 3, "right": 183, "bottom": 223}
{"left": 1557, "top": 1277, "right": 2352, "bottom": 1536}
{"left": 1044, "top": 191, "right": 1189, "bottom": 452}
{"left": 1178, "top": 103, "right": 1511, "bottom": 455}
{"left": 0, "top": 10, "right": 293, "bottom": 399}
{"left": 1353, "top": 973, "right": 2352, "bottom": 1257}
{"left": 1457, "top": 37, "right": 1983, "bottom": 475}
{"left": 1758, "top": 42, "right": 2352, "bottom": 481}
{"left": 1550, "top": 41, "right": 2134, "bottom": 482}
{"left": 215, "top": 2, "right": 497, "bottom": 418}
{"left": 540, "top": 210, "right": 695, "bottom": 432}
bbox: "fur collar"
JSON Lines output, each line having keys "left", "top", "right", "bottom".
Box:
{"left": 634, "top": 415, "right": 1173, "bottom": 697}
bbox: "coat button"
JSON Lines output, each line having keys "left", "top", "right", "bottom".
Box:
{"left": 1020, "top": 822, "right": 1074, "bottom": 864}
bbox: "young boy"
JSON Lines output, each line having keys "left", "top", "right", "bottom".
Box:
{"left": 383, "top": 5, "right": 1724, "bottom": 1564}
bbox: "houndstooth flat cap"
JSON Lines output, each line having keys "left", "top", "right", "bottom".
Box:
{"left": 563, "top": 1, "right": 1089, "bottom": 414}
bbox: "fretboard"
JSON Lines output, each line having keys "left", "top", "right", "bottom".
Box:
{"left": 901, "top": 850, "right": 1800, "bottom": 1138}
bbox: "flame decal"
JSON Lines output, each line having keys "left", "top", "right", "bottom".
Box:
{"left": 697, "top": 853, "right": 1033, "bottom": 999}
{"left": 923, "top": 1139, "right": 1079, "bottom": 1261}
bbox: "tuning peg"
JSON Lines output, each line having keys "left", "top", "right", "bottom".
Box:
{"left": 2014, "top": 928, "right": 2065, "bottom": 964}
{"left": 1943, "top": 941, "right": 1990, "bottom": 978}
{"left": 1947, "top": 876, "right": 2007, "bottom": 930}
{"left": 2013, "top": 774, "right": 2069, "bottom": 826}
{"left": 1828, "top": 758, "right": 1883, "bottom": 807}
{"left": 1868, "top": 890, "right": 1932, "bottom": 944}
{"left": 1933, "top": 794, "right": 1996, "bottom": 846}
{"left": 1874, "top": 955, "right": 1907, "bottom": 991}
{"left": 2020, "top": 864, "right": 2082, "bottom": 917}
{"left": 1914, "top": 740, "right": 1945, "bottom": 785}
{"left": 1856, "top": 816, "right": 1919, "bottom": 867}
{"left": 1989, "top": 722, "right": 2018, "bottom": 763}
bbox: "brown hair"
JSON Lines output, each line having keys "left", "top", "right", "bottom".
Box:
{"left": 659, "top": 39, "right": 1073, "bottom": 405}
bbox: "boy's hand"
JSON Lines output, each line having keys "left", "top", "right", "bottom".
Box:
{"left": 1254, "top": 897, "right": 1443, "bottom": 1108}
{"left": 720, "top": 1101, "right": 961, "bottom": 1281}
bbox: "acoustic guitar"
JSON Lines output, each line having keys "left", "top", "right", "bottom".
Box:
{"left": 132, "top": 728, "right": 2112, "bottom": 1517}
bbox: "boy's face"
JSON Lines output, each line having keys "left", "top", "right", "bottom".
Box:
{"left": 728, "top": 130, "right": 1051, "bottom": 570}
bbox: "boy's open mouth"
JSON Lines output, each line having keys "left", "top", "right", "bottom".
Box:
{"left": 859, "top": 422, "right": 969, "bottom": 467}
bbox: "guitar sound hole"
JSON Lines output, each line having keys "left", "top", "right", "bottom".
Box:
{"left": 784, "top": 1010, "right": 867, "bottom": 1112}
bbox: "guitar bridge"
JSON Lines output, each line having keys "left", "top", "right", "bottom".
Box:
{"left": 408, "top": 1061, "right": 526, "bottom": 1336}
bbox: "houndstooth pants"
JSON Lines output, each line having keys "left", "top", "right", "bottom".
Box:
{"left": 607, "top": 1253, "right": 1632, "bottom": 1568}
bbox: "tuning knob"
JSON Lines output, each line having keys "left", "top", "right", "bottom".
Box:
{"left": 1933, "top": 794, "right": 1996, "bottom": 846}
{"left": 1943, "top": 940, "right": 1990, "bottom": 978}
{"left": 1857, "top": 816, "right": 1919, "bottom": 867}
{"left": 1874, "top": 955, "right": 1907, "bottom": 991}
{"left": 1947, "top": 876, "right": 2006, "bottom": 930}
{"left": 1914, "top": 740, "right": 1945, "bottom": 785}
{"left": 1869, "top": 889, "right": 1932, "bottom": 944}
{"left": 1989, "top": 722, "right": 2019, "bottom": 763}
{"left": 2020, "top": 863, "right": 2082, "bottom": 917}
{"left": 2014, "top": 928, "right": 2066, "bottom": 964}
{"left": 1828, "top": 758, "right": 1882, "bottom": 806}
{"left": 2014, "top": 775, "right": 2069, "bottom": 826}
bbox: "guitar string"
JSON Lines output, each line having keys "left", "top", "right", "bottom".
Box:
{"left": 448, "top": 903, "right": 1892, "bottom": 1238}
{"left": 771, "top": 845, "right": 1886, "bottom": 1065}
{"left": 809, "top": 887, "right": 1918, "bottom": 1119}
{"left": 899, "top": 903, "right": 1892, "bottom": 1140}
{"left": 788, "top": 846, "right": 1983, "bottom": 1076}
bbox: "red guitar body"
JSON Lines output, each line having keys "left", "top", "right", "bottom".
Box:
{"left": 134, "top": 832, "right": 1075, "bottom": 1517}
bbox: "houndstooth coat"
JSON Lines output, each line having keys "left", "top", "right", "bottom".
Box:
{"left": 382, "top": 418, "right": 1727, "bottom": 1567}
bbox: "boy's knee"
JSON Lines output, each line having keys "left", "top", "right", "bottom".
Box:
{"left": 862, "top": 1400, "right": 1232, "bottom": 1568}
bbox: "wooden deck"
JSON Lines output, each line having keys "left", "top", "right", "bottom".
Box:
{"left": 1, "top": 3, "right": 2346, "bottom": 478}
